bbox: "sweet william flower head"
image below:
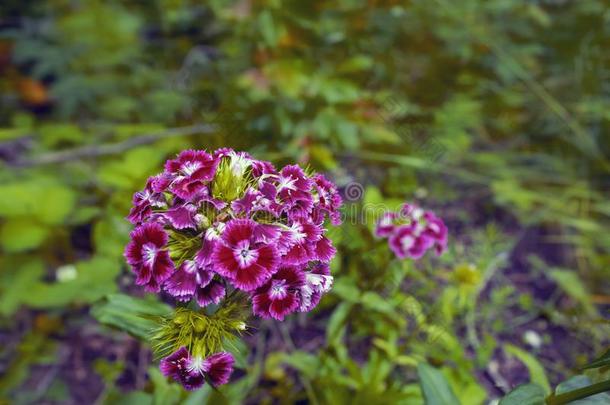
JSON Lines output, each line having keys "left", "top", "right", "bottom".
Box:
{"left": 376, "top": 202, "right": 448, "bottom": 260}
{"left": 125, "top": 148, "right": 343, "bottom": 391}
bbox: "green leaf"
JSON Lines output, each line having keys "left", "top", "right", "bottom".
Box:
{"left": 326, "top": 302, "right": 353, "bottom": 347}
{"left": 499, "top": 384, "right": 546, "bottom": 405}
{"left": 91, "top": 293, "right": 172, "bottom": 339}
{"left": 504, "top": 344, "right": 551, "bottom": 394}
{"left": 0, "top": 218, "right": 50, "bottom": 252}
{"left": 417, "top": 363, "right": 460, "bottom": 405}
{"left": 0, "top": 179, "right": 76, "bottom": 225}
{"left": 583, "top": 348, "right": 610, "bottom": 370}
{"left": 554, "top": 376, "right": 610, "bottom": 404}
{"left": 548, "top": 269, "right": 594, "bottom": 312}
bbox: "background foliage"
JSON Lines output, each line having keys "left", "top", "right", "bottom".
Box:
{"left": 0, "top": 0, "right": 609, "bottom": 404}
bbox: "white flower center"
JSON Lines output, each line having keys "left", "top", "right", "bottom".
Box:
{"left": 182, "top": 161, "right": 201, "bottom": 176}
{"left": 142, "top": 243, "right": 158, "bottom": 265}
{"left": 269, "top": 279, "right": 288, "bottom": 299}
{"left": 188, "top": 357, "right": 206, "bottom": 373}
{"left": 401, "top": 235, "right": 415, "bottom": 251}
{"left": 234, "top": 244, "right": 259, "bottom": 268}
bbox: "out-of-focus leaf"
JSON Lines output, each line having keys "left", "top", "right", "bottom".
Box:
{"left": 91, "top": 293, "right": 172, "bottom": 339}
{"left": 0, "top": 218, "right": 49, "bottom": 252}
{"left": 554, "top": 376, "right": 610, "bottom": 404}
{"left": 326, "top": 302, "right": 353, "bottom": 346}
{"left": 583, "top": 348, "right": 610, "bottom": 370}
{"left": 0, "top": 179, "right": 76, "bottom": 225}
{"left": 548, "top": 269, "right": 594, "bottom": 312}
{"left": 504, "top": 344, "right": 551, "bottom": 394}
{"left": 417, "top": 363, "right": 460, "bottom": 405}
{"left": 499, "top": 384, "right": 546, "bottom": 405}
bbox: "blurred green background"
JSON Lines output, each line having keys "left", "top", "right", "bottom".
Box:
{"left": 0, "top": 0, "right": 609, "bottom": 404}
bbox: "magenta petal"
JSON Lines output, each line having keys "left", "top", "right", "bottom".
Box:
{"left": 204, "top": 352, "right": 235, "bottom": 387}
{"left": 269, "top": 294, "right": 299, "bottom": 320}
{"left": 314, "top": 236, "right": 336, "bottom": 262}
{"left": 163, "top": 204, "right": 197, "bottom": 229}
{"left": 164, "top": 261, "right": 198, "bottom": 300}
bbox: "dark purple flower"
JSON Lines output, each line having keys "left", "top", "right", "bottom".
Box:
{"left": 204, "top": 352, "right": 235, "bottom": 387}
{"left": 252, "top": 266, "right": 305, "bottom": 320}
{"left": 160, "top": 348, "right": 235, "bottom": 390}
{"left": 299, "top": 263, "right": 333, "bottom": 312}
{"left": 160, "top": 347, "right": 193, "bottom": 384}
{"left": 213, "top": 219, "right": 279, "bottom": 291}
{"left": 124, "top": 222, "right": 175, "bottom": 292}
{"left": 196, "top": 279, "right": 226, "bottom": 307}
{"left": 165, "top": 150, "right": 218, "bottom": 200}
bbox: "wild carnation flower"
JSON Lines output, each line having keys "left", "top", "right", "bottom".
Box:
{"left": 160, "top": 347, "right": 235, "bottom": 390}
{"left": 213, "top": 219, "right": 279, "bottom": 291}
{"left": 376, "top": 203, "right": 448, "bottom": 260}
{"left": 124, "top": 148, "right": 342, "bottom": 390}
{"left": 124, "top": 222, "right": 175, "bottom": 292}
{"left": 252, "top": 266, "right": 305, "bottom": 321}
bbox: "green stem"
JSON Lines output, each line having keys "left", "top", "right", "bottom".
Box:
{"left": 546, "top": 379, "right": 610, "bottom": 405}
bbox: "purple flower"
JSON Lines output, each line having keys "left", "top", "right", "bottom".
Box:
{"left": 312, "top": 174, "right": 343, "bottom": 225}
{"left": 213, "top": 219, "right": 279, "bottom": 291}
{"left": 161, "top": 203, "right": 198, "bottom": 230}
{"left": 276, "top": 165, "right": 314, "bottom": 218}
{"left": 204, "top": 352, "right": 235, "bottom": 387}
{"left": 127, "top": 175, "right": 168, "bottom": 224}
{"left": 165, "top": 150, "right": 218, "bottom": 200}
{"left": 280, "top": 221, "right": 322, "bottom": 265}
{"left": 376, "top": 202, "right": 448, "bottom": 260}
{"left": 375, "top": 212, "right": 398, "bottom": 238}
{"left": 252, "top": 266, "right": 305, "bottom": 320}
{"left": 163, "top": 260, "right": 225, "bottom": 307}
{"left": 422, "top": 211, "right": 448, "bottom": 255}
{"left": 389, "top": 224, "right": 434, "bottom": 259}
{"left": 124, "top": 222, "right": 175, "bottom": 292}
{"left": 299, "top": 263, "right": 333, "bottom": 312}
{"left": 160, "top": 348, "right": 235, "bottom": 390}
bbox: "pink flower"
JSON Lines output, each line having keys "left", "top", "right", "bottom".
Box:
{"left": 252, "top": 266, "right": 305, "bottom": 320}
{"left": 376, "top": 202, "right": 448, "bottom": 260}
{"left": 280, "top": 220, "right": 322, "bottom": 265}
{"left": 375, "top": 212, "right": 398, "bottom": 237}
{"left": 213, "top": 219, "right": 279, "bottom": 291}
{"left": 124, "top": 223, "right": 175, "bottom": 292}
{"left": 165, "top": 150, "right": 219, "bottom": 200}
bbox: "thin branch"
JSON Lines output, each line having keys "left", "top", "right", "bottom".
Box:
{"left": 13, "top": 123, "right": 217, "bottom": 167}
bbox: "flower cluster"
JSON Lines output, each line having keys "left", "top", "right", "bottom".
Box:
{"left": 124, "top": 149, "right": 342, "bottom": 390}
{"left": 375, "top": 203, "right": 447, "bottom": 260}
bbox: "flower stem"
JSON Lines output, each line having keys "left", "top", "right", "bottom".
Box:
{"left": 546, "top": 379, "right": 610, "bottom": 405}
